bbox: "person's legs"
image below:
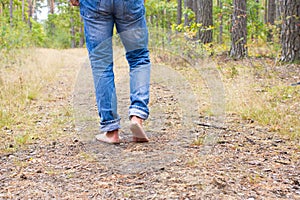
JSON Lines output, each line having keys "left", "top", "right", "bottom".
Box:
{"left": 80, "top": 0, "right": 120, "bottom": 142}
{"left": 114, "top": 0, "right": 151, "bottom": 142}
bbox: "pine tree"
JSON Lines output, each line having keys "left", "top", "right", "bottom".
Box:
{"left": 280, "top": 0, "right": 300, "bottom": 62}
{"left": 230, "top": 0, "right": 247, "bottom": 58}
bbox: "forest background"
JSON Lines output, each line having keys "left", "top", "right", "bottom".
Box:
{"left": 0, "top": 0, "right": 299, "bottom": 61}
{"left": 0, "top": 1, "right": 299, "bottom": 198}
{"left": 0, "top": 0, "right": 299, "bottom": 145}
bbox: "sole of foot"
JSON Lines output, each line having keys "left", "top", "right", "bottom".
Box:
{"left": 130, "top": 121, "right": 149, "bottom": 143}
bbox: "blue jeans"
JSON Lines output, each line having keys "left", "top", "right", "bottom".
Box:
{"left": 80, "top": 0, "right": 151, "bottom": 132}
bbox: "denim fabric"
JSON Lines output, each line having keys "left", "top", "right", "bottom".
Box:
{"left": 80, "top": 0, "right": 151, "bottom": 132}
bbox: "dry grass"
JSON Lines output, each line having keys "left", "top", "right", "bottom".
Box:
{"left": 218, "top": 57, "right": 299, "bottom": 138}
{"left": 0, "top": 46, "right": 298, "bottom": 155}
{"left": 152, "top": 47, "right": 299, "bottom": 139}
{"left": 0, "top": 48, "right": 88, "bottom": 153}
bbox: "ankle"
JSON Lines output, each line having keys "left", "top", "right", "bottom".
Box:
{"left": 107, "top": 130, "right": 119, "bottom": 137}
{"left": 131, "top": 116, "right": 143, "bottom": 125}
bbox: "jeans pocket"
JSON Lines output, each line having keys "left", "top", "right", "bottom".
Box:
{"left": 80, "top": 0, "right": 101, "bottom": 19}
{"left": 124, "top": 0, "right": 145, "bottom": 21}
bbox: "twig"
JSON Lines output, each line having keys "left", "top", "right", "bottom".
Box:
{"left": 195, "top": 122, "right": 227, "bottom": 130}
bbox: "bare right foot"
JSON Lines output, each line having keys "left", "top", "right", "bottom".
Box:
{"left": 130, "top": 116, "right": 149, "bottom": 142}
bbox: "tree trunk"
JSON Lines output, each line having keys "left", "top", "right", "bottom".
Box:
{"left": 264, "top": 0, "right": 268, "bottom": 23}
{"left": 267, "top": 0, "right": 276, "bottom": 24}
{"left": 230, "top": 0, "right": 247, "bottom": 58}
{"left": 192, "top": 0, "right": 197, "bottom": 14}
{"left": 28, "top": 0, "right": 32, "bottom": 29}
{"left": 31, "top": 0, "right": 36, "bottom": 21}
{"left": 47, "top": 0, "right": 55, "bottom": 36}
{"left": 70, "top": 16, "right": 75, "bottom": 48}
{"left": 22, "top": 0, "right": 25, "bottom": 22}
{"left": 218, "top": 0, "right": 223, "bottom": 44}
{"left": 276, "top": 0, "right": 284, "bottom": 21}
{"left": 9, "top": 0, "right": 13, "bottom": 26}
{"left": 51, "top": 0, "right": 55, "bottom": 14}
{"left": 177, "top": 0, "right": 182, "bottom": 25}
{"left": 196, "top": 0, "right": 213, "bottom": 43}
{"left": 280, "top": 0, "right": 300, "bottom": 62}
{"left": 266, "top": 0, "right": 276, "bottom": 41}
{"left": 48, "top": 0, "right": 55, "bottom": 14}
{"left": 32, "top": 0, "right": 37, "bottom": 21}
{"left": 256, "top": 0, "right": 259, "bottom": 16}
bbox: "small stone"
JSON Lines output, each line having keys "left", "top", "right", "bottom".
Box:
{"left": 20, "top": 174, "right": 27, "bottom": 180}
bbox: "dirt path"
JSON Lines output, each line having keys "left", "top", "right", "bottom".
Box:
{"left": 1, "top": 48, "right": 299, "bottom": 199}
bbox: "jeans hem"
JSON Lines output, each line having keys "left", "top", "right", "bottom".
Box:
{"left": 129, "top": 107, "right": 149, "bottom": 120}
{"left": 100, "top": 118, "right": 121, "bottom": 132}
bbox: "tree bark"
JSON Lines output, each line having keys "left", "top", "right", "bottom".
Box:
{"left": 265, "top": 0, "right": 268, "bottom": 23}
{"left": 218, "top": 0, "right": 223, "bottom": 44}
{"left": 9, "top": 0, "right": 13, "bottom": 26}
{"left": 28, "top": 0, "right": 32, "bottom": 29}
{"left": 22, "top": 0, "right": 25, "bottom": 22}
{"left": 230, "top": 0, "right": 247, "bottom": 58}
{"left": 276, "top": 0, "right": 283, "bottom": 21}
{"left": 266, "top": 0, "right": 276, "bottom": 41}
{"left": 196, "top": 0, "right": 213, "bottom": 43}
{"left": 280, "top": 0, "right": 300, "bottom": 62}
{"left": 267, "top": 0, "right": 276, "bottom": 24}
{"left": 32, "top": 0, "right": 37, "bottom": 21}
{"left": 177, "top": 0, "right": 182, "bottom": 25}
{"left": 48, "top": 0, "right": 55, "bottom": 14}
{"left": 70, "top": 16, "right": 75, "bottom": 48}
{"left": 253, "top": 0, "right": 259, "bottom": 40}
{"left": 192, "top": 0, "right": 197, "bottom": 14}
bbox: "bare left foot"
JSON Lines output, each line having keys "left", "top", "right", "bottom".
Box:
{"left": 95, "top": 130, "right": 120, "bottom": 144}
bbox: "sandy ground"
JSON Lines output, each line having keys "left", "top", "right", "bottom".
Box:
{"left": 0, "top": 48, "right": 299, "bottom": 199}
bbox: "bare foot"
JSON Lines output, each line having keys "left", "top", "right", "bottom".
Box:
{"left": 130, "top": 116, "right": 149, "bottom": 142}
{"left": 95, "top": 130, "right": 120, "bottom": 144}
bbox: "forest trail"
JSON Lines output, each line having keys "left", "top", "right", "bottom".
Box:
{"left": 0, "top": 48, "right": 299, "bottom": 199}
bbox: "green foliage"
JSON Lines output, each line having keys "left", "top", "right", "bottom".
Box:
{"left": 44, "top": 2, "right": 83, "bottom": 48}
{"left": 0, "top": 19, "right": 44, "bottom": 50}
{"left": 0, "top": 2, "right": 46, "bottom": 52}
{"left": 213, "top": 0, "right": 233, "bottom": 43}
{"left": 145, "top": 0, "right": 177, "bottom": 29}
{"left": 0, "top": 0, "right": 289, "bottom": 58}
{"left": 247, "top": 0, "right": 268, "bottom": 41}
{"left": 0, "top": 0, "right": 83, "bottom": 51}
